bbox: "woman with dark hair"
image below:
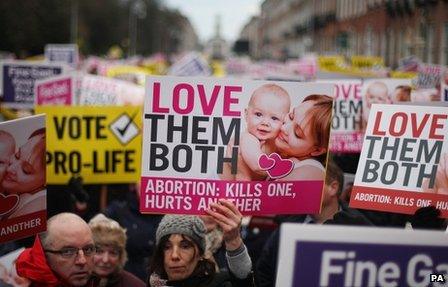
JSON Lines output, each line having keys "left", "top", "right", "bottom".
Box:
{"left": 148, "top": 200, "right": 254, "bottom": 287}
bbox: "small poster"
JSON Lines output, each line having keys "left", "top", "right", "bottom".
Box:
{"left": 361, "top": 78, "right": 413, "bottom": 130}
{"left": 34, "top": 74, "right": 76, "bottom": 106}
{"left": 0, "top": 115, "right": 46, "bottom": 244}
{"left": 318, "top": 79, "right": 364, "bottom": 153}
{"left": 350, "top": 104, "right": 448, "bottom": 217}
{"left": 45, "top": 44, "right": 79, "bottom": 68}
{"left": 276, "top": 224, "right": 448, "bottom": 287}
{"left": 140, "top": 76, "right": 334, "bottom": 215}
{"left": 0, "top": 61, "right": 67, "bottom": 108}
{"left": 167, "top": 52, "right": 211, "bottom": 77}
{"left": 35, "top": 106, "right": 142, "bottom": 184}
{"left": 78, "top": 74, "right": 144, "bottom": 106}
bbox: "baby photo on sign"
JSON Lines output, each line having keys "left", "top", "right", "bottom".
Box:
{"left": 0, "top": 115, "right": 46, "bottom": 221}
{"left": 219, "top": 83, "right": 332, "bottom": 182}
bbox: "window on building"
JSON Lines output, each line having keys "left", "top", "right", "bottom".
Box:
{"left": 387, "top": 29, "right": 395, "bottom": 66}
{"left": 425, "top": 24, "right": 434, "bottom": 63}
{"left": 441, "top": 22, "right": 448, "bottom": 65}
{"left": 365, "top": 26, "right": 373, "bottom": 56}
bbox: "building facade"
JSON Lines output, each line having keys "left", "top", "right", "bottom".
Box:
{"left": 239, "top": 0, "right": 448, "bottom": 67}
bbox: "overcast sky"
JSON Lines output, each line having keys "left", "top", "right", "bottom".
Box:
{"left": 164, "top": 0, "right": 262, "bottom": 43}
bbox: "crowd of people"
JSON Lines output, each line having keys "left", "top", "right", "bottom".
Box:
{"left": 1, "top": 158, "right": 444, "bottom": 287}
{"left": 1, "top": 83, "right": 447, "bottom": 286}
{"left": 12, "top": 198, "right": 256, "bottom": 287}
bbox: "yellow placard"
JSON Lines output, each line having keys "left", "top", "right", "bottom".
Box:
{"left": 106, "top": 65, "right": 152, "bottom": 78}
{"left": 351, "top": 55, "right": 385, "bottom": 69}
{"left": 106, "top": 65, "right": 152, "bottom": 86}
{"left": 390, "top": 71, "right": 418, "bottom": 79}
{"left": 317, "top": 55, "right": 346, "bottom": 71}
{"left": 35, "top": 106, "right": 142, "bottom": 184}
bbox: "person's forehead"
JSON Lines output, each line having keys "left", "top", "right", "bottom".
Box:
{"left": 254, "top": 89, "right": 287, "bottom": 101}
{"left": 49, "top": 222, "right": 93, "bottom": 247}
{"left": 294, "top": 101, "right": 314, "bottom": 115}
{"left": 294, "top": 104, "right": 314, "bottom": 130}
{"left": 23, "top": 135, "right": 43, "bottom": 150}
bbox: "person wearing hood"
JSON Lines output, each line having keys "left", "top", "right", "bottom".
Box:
{"left": 15, "top": 212, "right": 98, "bottom": 287}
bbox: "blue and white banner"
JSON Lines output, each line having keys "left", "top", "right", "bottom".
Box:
{"left": 45, "top": 44, "right": 79, "bottom": 68}
{"left": 277, "top": 224, "right": 448, "bottom": 287}
{"left": 0, "top": 61, "right": 68, "bottom": 108}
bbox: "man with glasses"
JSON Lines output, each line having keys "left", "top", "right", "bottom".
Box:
{"left": 16, "top": 213, "right": 99, "bottom": 286}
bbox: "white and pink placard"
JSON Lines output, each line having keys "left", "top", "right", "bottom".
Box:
{"left": 140, "top": 76, "right": 334, "bottom": 215}
{"left": 351, "top": 104, "right": 448, "bottom": 217}
{"left": 34, "top": 74, "right": 76, "bottom": 105}
{"left": 319, "top": 79, "right": 364, "bottom": 153}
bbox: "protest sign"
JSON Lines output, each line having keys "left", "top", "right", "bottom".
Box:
{"left": 443, "top": 69, "right": 448, "bottom": 102}
{"left": 0, "top": 61, "right": 68, "bottom": 108}
{"left": 45, "top": 44, "right": 79, "bottom": 68}
{"left": 319, "top": 79, "right": 364, "bottom": 153}
{"left": 35, "top": 106, "right": 142, "bottom": 184}
{"left": 361, "top": 78, "right": 412, "bottom": 130}
{"left": 78, "top": 74, "right": 144, "bottom": 106}
{"left": 397, "top": 56, "right": 421, "bottom": 72}
{"left": 317, "top": 55, "right": 346, "bottom": 72}
{"left": 0, "top": 248, "right": 29, "bottom": 286}
{"left": 106, "top": 65, "right": 151, "bottom": 86}
{"left": 0, "top": 115, "right": 46, "bottom": 244}
{"left": 34, "top": 74, "right": 77, "bottom": 105}
{"left": 276, "top": 224, "right": 448, "bottom": 287}
{"left": 350, "top": 104, "right": 448, "bottom": 217}
{"left": 167, "top": 52, "right": 211, "bottom": 76}
{"left": 140, "top": 76, "right": 333, "bottom": 215}
{"left": 414, "top": 64, "right": 444, "bottom": 90}
{"left": 351, "top": 55, "right": 385, "bottom": 69}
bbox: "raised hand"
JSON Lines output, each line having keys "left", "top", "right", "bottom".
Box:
{"left": 206, "top": 199, "right": 243, "bottom": 251}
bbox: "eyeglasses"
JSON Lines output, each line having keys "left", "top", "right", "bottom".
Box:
{"left": 45, "top": 245, "right": 96, "bottom": 259}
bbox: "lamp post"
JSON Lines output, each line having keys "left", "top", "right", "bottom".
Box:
{"left": 71, "top": 0, "right": 78, "bottom": 44}
{"left": 129, "top": 0, "right": 147, "bottom": 57}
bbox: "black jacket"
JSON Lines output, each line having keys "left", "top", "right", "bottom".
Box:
{"left": 164, "top": 271, "right": 255, "bottom": 287}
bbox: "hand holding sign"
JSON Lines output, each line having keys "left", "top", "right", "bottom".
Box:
{"left": 206, "top": 199, "right": 243, "bottom": 251}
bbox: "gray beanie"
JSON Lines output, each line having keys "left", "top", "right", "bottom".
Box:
{"left": 156, "top": 215, "right": 207, "bottom": 252}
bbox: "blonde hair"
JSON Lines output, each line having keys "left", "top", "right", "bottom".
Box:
{"left": 89, "top": 214, "right": 128, "bottom": 268}
{"left": 249, "top": 83, "right": 290, "bottom": 107}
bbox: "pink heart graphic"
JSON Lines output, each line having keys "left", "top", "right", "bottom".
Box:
{"left": 258, "top": 154, "right": 275, "bottom": 170}
{"left": 0, "top": 193, "right": 20, "bottom": 216}
{"left": 266, "top": 153, "right": 294, "bottom": 179}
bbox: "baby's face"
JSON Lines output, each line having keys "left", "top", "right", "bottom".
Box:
{"left": 366, "top": 84, "right": 389, "bottom": 108}
{"left": 0, "top": 142, "right": 15, "bottom": 183}
{"left": 245, "top": 91, "right": 290, "bottom": 141}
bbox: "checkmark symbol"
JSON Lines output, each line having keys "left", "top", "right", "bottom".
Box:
{"left": 116, "top": 112, "right": 137, "bottom": 136}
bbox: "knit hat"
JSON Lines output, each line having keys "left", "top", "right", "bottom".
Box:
{"left": 156, "top": 215, "right": 207, "bottom": 252}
